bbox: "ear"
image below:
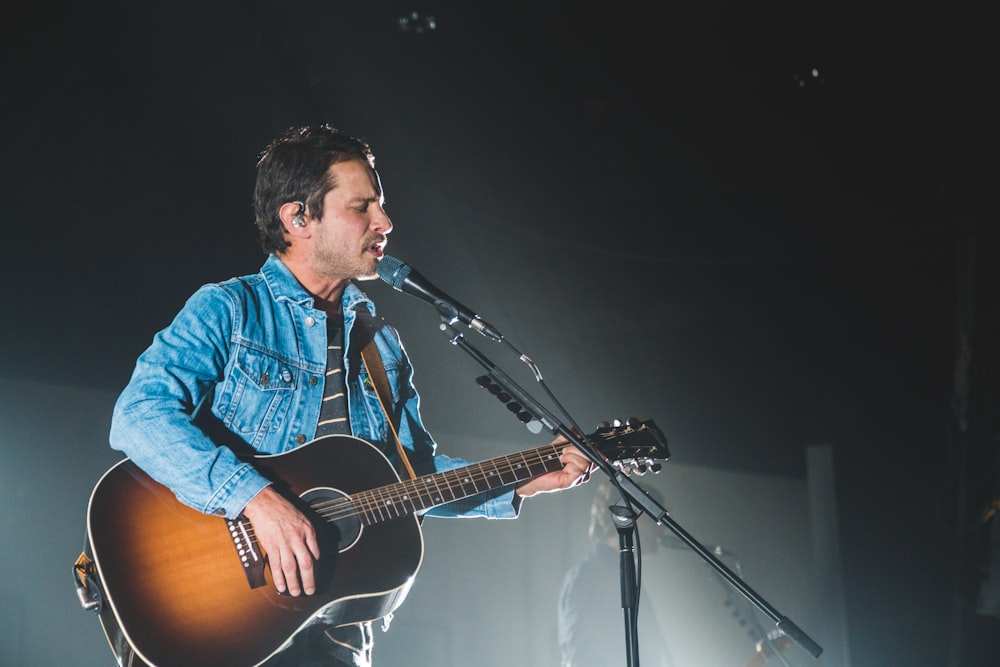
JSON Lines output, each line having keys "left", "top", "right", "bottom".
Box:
{"left": 278, "top": 201, "right": 309, "bottom": 236}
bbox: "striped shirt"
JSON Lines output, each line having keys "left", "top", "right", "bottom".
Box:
{"left": 314, "top": 311, "right": 351, "bottom": 437}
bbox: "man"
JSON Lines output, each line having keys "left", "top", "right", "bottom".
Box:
{"left": 109, "top": 124, "right": 593, "bottom": 666}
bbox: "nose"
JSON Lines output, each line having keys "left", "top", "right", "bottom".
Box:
{"left": 372, "top": 205, "right": 393, "bottom": 235}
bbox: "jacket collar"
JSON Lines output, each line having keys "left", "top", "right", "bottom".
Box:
{"left": 260, "top": 253, "right": 375, "bottom": 314}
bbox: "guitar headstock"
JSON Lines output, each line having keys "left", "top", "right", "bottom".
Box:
{"left": 587, "top": 419, "right": 669, "bottom": 475}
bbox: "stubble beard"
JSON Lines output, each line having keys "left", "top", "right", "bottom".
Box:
{"left": 313, "top": 244, "right": 380, "bottom": 282}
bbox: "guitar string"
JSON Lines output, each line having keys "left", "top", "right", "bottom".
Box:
{"left": 240, "top": 427, "right": 656, "bottom": 543}
{"left": 318, "top": 427, "right": 656, "bottom": 524}
{"left": 239, "top": 444, "right": 566, "bottom": 546}
{"left": 316, "top": 445, "right": 563, "bottom": 523}
{"left": 258, "top": 444, "right": 563, "bottom": 537}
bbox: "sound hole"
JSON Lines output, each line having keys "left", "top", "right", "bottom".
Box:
{"left": 300, "top": 487, "right": 362, "bottom": 553}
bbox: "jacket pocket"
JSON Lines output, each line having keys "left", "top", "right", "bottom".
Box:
{"left": 218, "top": 345, "right": 297, "bottom": 438}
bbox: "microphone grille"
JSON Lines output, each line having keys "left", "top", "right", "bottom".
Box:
{"left": 376, "top": 255, "right": 411, "bottom": 289}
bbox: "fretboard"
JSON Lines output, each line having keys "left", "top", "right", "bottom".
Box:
{"left": 347, "top": 443, "right": 564, "bottom": 526}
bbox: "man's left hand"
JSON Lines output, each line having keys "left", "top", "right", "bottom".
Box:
{"left": 515, "top": 438, "right": 597, "bottom": 498}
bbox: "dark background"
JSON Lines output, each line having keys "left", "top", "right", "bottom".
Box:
{"left": 2, "top": 2, "right": 998, "bottom": 665}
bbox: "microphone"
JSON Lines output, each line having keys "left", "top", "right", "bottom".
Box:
{"left": 376, "top": 255, "right": 504, "bottom": 341}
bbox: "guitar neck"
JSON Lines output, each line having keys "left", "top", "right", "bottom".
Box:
{"left": 346, "top": 442, "right": 564, "bottom": 526}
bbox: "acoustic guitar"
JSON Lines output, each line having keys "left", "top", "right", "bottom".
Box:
{"left": 84, "top": 421, "right": 668, "bottom": 666}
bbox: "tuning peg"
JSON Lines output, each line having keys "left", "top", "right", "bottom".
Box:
{"left": 638, "top": 460, "right": 660, "bottom": 475}
{"left": 612, "top": 417, "right": 624, "bottom": 427}
{"left": 596, "top": 421, "right": 610, "bottom": 429}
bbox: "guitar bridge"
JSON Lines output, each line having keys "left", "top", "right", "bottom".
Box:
{"left": 227, "top": 515, "right": 267, "bottom": 589}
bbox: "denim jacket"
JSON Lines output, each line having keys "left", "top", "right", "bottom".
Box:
{"left": 110, "top": 254, "right": 519, "bottom": 520}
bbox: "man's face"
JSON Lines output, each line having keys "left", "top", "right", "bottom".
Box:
{"left": 308, "top": 159, "right": 392, "bottom": 281}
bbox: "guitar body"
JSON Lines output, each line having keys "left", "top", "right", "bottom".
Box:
{"left": 87, "top": 436, "right": 423, "bottom": 667}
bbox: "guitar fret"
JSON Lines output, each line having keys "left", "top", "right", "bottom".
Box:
{"left": 386, "top": 490, "right": 404, "bottom": 518}
{"left": 401, "top": 480, "right": 426, "bottom": 511}
{"left": 482, "top": 462, "right": 500, "bottom": 484}
{"left": 370, "top": 491, "right": 385, "bottom": 523}
{"left": 492, "top": 454, "right": 518, "bottom": 485}
{"left": 385, "top": 487, "right": 402, "bottom": 518}
{"left": 372, "top": 486, "right": 387, "bottom": 521}
{"left": 373, "top": 486, "right": 391, "bottom": 521}
{"left": 435, "top": 471, "right": 453, "bottom": 502}
{"left": 513, "top": 451, "right": 532, "bottom": 481}
{"left": 423, "top": 473, "right": 447, "bottom": 505}
{"left": 362, "top": 491, "right": 377, "bottom": 524}
{"left": 395, "top": 485, "right": 415, "bottom": 514}
{"left": 455, "top": 465, "right": 483, "bottom": 496}
{"left": 440, "top": 468, "right": 468, "bottom": 501}
{"left": 404, "top": 480, "right": 425, "bottom": 510}
{"left": 527, "top": 450, "right": 559, "bottom": 477}
{"left": 354, "top": 492, "right": 376, "bottom": 526}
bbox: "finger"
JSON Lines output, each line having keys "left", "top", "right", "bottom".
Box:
{"left": 562, "top": 451, "right": 594, "bottom": 474}
{"left": 296, "top": 545, "right": 317, "bottom": 595}
{"left": 269, "top": 550, "right": 288, "bottom": 594}
{"left": 569, "top": 458, "right": 594, "bottom": 483}
{"left": 305, "top": 528, "right": 321, "bottom": 561}
{"left": 280, "top": 547, "right": 304, "bottom": 597}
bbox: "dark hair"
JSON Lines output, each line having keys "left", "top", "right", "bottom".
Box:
{"left": 253, "top": 124, "right": 377, "bottom": 253}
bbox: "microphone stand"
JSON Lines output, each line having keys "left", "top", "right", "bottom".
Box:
{"left": 436, "top": 319, "right": 824, "bottom": 664}
{"left": 611, "top": 503, "right": 641, "bottom": 666}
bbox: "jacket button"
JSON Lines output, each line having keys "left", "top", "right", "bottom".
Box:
{"left": 259, "top": 373, "right": 270, "bottom": 384}
{"left": 305, "top": 316, "right": 316, "bottom": 327}
{"left": 309, "top": 376, "right": 318, "bottom": 386}
{"left": 295, "top": 434, "right": 306, "bottom": 444}
{"left": 280, "top": 369, "right": 292, "bottom": 383}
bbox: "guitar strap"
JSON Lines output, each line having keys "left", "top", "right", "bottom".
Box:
{"left": 353, "top": 306, "right": 418, "bottom": 481}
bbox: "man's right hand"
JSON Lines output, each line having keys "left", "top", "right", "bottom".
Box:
{"left": 242, "top": 486, "right": 320, "bottom": 596}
